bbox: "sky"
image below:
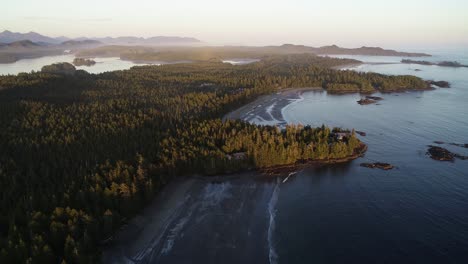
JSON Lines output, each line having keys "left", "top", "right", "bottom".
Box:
{"left": 2, "top": 0, "right": 468, "bottom": 48}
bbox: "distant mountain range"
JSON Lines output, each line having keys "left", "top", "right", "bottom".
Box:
{"left": 278, "top": 44, "right": 430, "bottom": 57}
{"left": 0, "top": 39, "right": 101, "bottom": 49}
{"left": 1, "top": 40, "right": 42, "bottom": 48}
{"left": 0, "top": 30, "right": 202, "bottom": 45}
{"left": 82, "top": 36, "right": 201, "bottom": 45}
{"left": 0, "top": 30, "right": 66, "bottom": 44}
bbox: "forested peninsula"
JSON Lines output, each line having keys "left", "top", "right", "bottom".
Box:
{"left": 402, "top": 59, "right": 468, "bottom": 68}
{"left": 0, "top": 54, "right": 430, "bottom": 262}
{"left": 76, "top": 44, "right": 431, "bottom": 62}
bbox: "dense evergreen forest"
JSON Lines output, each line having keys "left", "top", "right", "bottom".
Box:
{"left": 0, "top": 54, "right": 428, "bottom": 263}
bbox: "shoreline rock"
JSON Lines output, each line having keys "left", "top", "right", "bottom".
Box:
{"left": 450, "top": 143, "right": 468, "bottom": 149}
{"left": 432, "top": 141, "right": 468, "bottom": 149}
{"left": 429, "top": 80, "right": 450, "bottom": 88}
{"left": 357, "top": 98, "right": 377, "bottom": 105}
{"left": 365, "top": 96, "right": 383, "bottom": 101}
{"left": 356, "top": 131, "right": 366, "bottom": 136}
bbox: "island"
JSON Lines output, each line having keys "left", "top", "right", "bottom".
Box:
{"left": 360, "top": 162, "right": 394, "bottom": 170}
{"left": 73, "top": 57, "right": 96, "bottom": 66}
{"left": 402, "top": 59, "right": 468, "bottom": 68}
{"left": 427, "top": 144, "right": 468, "bottom": 162}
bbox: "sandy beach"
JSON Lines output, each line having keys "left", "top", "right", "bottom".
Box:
{"left": 223, "top": 87, "right": 322, "bottom": 127}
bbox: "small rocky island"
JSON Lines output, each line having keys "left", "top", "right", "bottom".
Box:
{"left": 360, "top": 162, "right": 394, "bottom": 170}
{"left": 427, "top": 145, "right": 468, "bottom": 161}
{"left": 357, "top": 98, "right": 376, "bottom": 105}
{"left": 357, "top": 96, "right": 383, "bottom": 105}
{"left": 73, "top": 58, "right": 96, "bottom": 66}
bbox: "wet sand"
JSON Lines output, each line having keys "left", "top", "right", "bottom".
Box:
{"left": 102, "top": 173, "right": 284, "bottom": 264}
{"left": 223, "top": 87, "right": 322, "bottom": 127}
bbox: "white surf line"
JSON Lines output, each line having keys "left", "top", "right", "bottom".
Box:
{"left": 158, "top": 203, "right": 197, "bottom": 256}
{"left": 265, "top": 102, "right": 277, "bottom": 121}
{"left": 282, "top": 171, "right": 297, "bottom": 183}
{"left": 199, "top": 182, "right": 233, "bottom": 210}
{"left": 268, "top": 178, "right": 280, "bottom": 264}
{"left": 251, "top": 115, "right": 280, "bottom": 126}
{"left": 148, "top": 182, "right": 232, "bottom": 262}
{"left": 151, "top": 182, "right": 233, "bottom": 262}
{"left": 131, "top": 193, "right": 192, "bottom": 263}
{"left": 281, "top": 92, "right": 306, "bottom": 125}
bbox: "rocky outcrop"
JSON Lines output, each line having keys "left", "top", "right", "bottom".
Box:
{"left": 428, "top": 143, "right": 468, "bottom": 161}
{"left": 365, "top": 96, "right": 383, "bottom": 101}
{"left": 357, "top": 98, "right": 377, "bottom": 105}
{"left": 360, "top": 162, "right": 394, "bottom": 170}
{"left": 429, "top": 81, "right": 450, "bottom": 88}
{"left": 427, "top": 146, "right": 455, "bottom": 161}
{"left": 355, "top": 131, "right": 366, "bottom": 136}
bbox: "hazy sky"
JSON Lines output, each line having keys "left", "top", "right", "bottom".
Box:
{"left": 2, "top": 0, "right": 467, "bottom": 48}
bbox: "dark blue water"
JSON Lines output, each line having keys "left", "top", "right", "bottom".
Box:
{"left": 275, "top": 51, "right": 468, "bottom": 263}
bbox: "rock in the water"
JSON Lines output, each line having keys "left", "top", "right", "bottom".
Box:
{"left": 356, "top": 131, "right": 367, "bottom": 136}
{"left": 360, "top": 162, "right": 394, "bottom": 170}
{"left": 454, "top": 154, "right": 468, "bottom": 160}
{"left": 357, "top": 98, "right": 376, "bottom": 105}
{"left": 430, "top": 81, "right": 450, "bottom": 88}
{"left": 365, "top": 96, "right": 383, "bottom": 101}
{"left": 449, "top": 143, "right": 468, "bottom": 149}
{"left": 427, "top": 146, "right": 455, "bottom": 161}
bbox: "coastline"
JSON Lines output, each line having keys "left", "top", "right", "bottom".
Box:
{"left": 330, "top": 62, "right": 362, "bottom": 70}
{"left": 223, "top": 87, "right": 323, "bottom": 127}
{"left": 260, "top": 143, "right": 367, "bottom": 175}
{"left": 331, "top": 62, "right": 403, "bottom": 71}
